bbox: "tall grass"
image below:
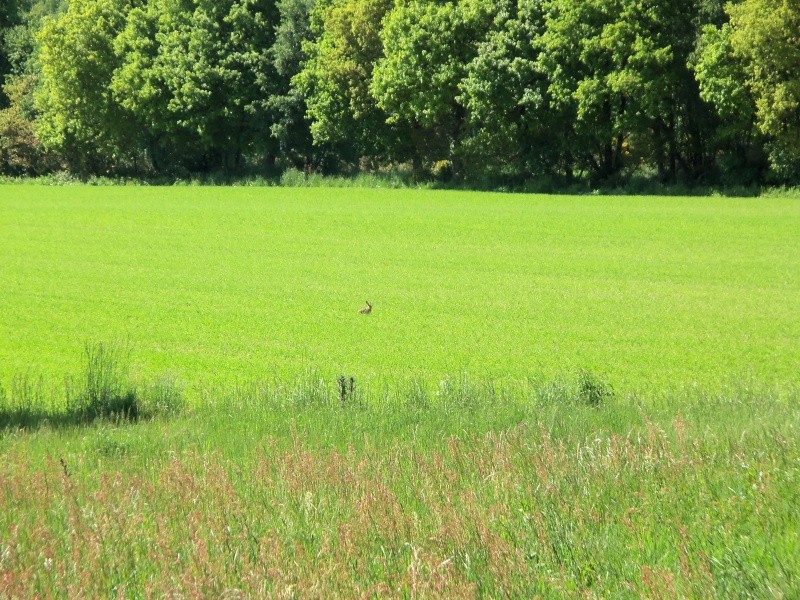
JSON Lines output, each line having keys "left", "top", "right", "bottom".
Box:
{"left": 2, "top": 171, "right": 799, "bottom": 196}
{"left": 66, "top": 342, "right": 138, "bottom": 420}
{"left": 0, "top": 342, "right": 184, "bottom": 429}
{"left": 0, "top": 384, "right": 797, "bottom": 597}
{"left": 0, "top": 374, "right": 58, "bottom": 429}
{"left": 1, "top": 348, "right": 798, "bottom": 595}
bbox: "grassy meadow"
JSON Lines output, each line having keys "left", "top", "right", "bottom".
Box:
{"left": 1, "top": 185, "right": 799, "bottom": 597}
{"left": 1, "top": 185, "right": 798, "bottom": 392}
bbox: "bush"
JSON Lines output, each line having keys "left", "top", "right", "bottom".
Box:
{"left": 431, "top": 160, "right": 453, "bottom": 182}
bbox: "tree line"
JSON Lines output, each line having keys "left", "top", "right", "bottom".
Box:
{"left": 0, "top": 0, "right": 798, "bottom": 186}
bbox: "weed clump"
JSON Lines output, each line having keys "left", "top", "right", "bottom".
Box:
{"left": 65, "top": 342, "right": 186, "bottom": 422}
{"left": 140, "top": 372, "right": 186, "bottom": 416}
{"left": 0, "top": 342, "right": 186, "bottom": 431}
{"left": 577, "top": 369, "right": 614, "bottom": 406}
{"left": 0, "top": 374, "right": 59, "bottom": 429}
{"left": 337, "top": 375, "right": 356, "bottom": 405}
{"left": 67, "top": 342, "right": 139, "bottom": 421}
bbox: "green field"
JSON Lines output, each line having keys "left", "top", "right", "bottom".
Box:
{"left": 2, "top": 186, "right": 800, "bottom": 597}
{"left": 1, "top": 186, "right": 798, "bottom": 394}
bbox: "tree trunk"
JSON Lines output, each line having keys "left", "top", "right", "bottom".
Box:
{"left": 410, "top": 122, "right": 425, "bottom": 181}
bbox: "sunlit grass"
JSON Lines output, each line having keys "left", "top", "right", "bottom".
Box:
{"left": 1, "top": 388, "right": 798, "bottom": 597}
{"left": 1, "top": 186, "right": 799, "bottom": 595}
{"left": 1, "top": 186, "right": 799, "bottom": 395}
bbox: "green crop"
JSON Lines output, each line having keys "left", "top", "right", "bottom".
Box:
{"left": 2, "top": 186, "right": 797, "bottom": 396}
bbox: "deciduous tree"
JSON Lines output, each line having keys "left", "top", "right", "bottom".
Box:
{"left": 268, "top": 0, "right": 316, "bottom": 169}
{"left": 112, "top": 0, "right": 278, "bottom": 173}
{"left": 727, "top": 0, "right": 800, "bottom": 178}
{"left": 296, "top": 0, "right": 403, "bottom": 170}
{"left": 36, "top": 0, "right": 138, "bottom": 174}
{"left": 372, "top": 0, "right": 497, "bottom": 177}
{"left": 459, "top": 0, "right": 569, "bottom": 180}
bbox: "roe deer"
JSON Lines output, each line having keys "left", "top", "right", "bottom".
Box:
{"left": 358, "top": 300, "right": 372, "bottom": 314}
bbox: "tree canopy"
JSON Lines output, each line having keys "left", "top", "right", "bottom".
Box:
{"left": 0, "top": 0, "right": 798, "bottom": 185}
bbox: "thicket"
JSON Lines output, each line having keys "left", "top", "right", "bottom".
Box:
{"left": 0, "top": 0, "right": 798, "bottom": 187}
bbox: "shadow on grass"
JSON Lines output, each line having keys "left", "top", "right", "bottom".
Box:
{"left": 1, "top": 358, "right": 623, "bottom": 435}
{"left": 0, "top": 407, "right": 70, "bottom": 431}
{"left": 0, "top": 389, "right": 146, "bottom": 433}
{"left": 0, "top": 343, "right": 184, "bottom": 434}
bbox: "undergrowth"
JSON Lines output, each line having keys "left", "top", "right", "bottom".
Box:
{"left": 0, "top": 345, "right": 798, "bottom": 596}
{"left": 2, "top": 171, "right": 798, "bottom": 197}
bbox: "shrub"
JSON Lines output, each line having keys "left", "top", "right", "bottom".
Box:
{"left": 431, "top": 160, "right": 453, "bottom": 182}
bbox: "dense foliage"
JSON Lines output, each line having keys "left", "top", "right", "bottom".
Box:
{"left": 0, "top": 0, "right": 798, "bottom": 184}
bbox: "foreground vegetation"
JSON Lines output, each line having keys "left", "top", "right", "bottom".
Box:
{"left": 1, "top": 379, "right": 799, "bottom": 597}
